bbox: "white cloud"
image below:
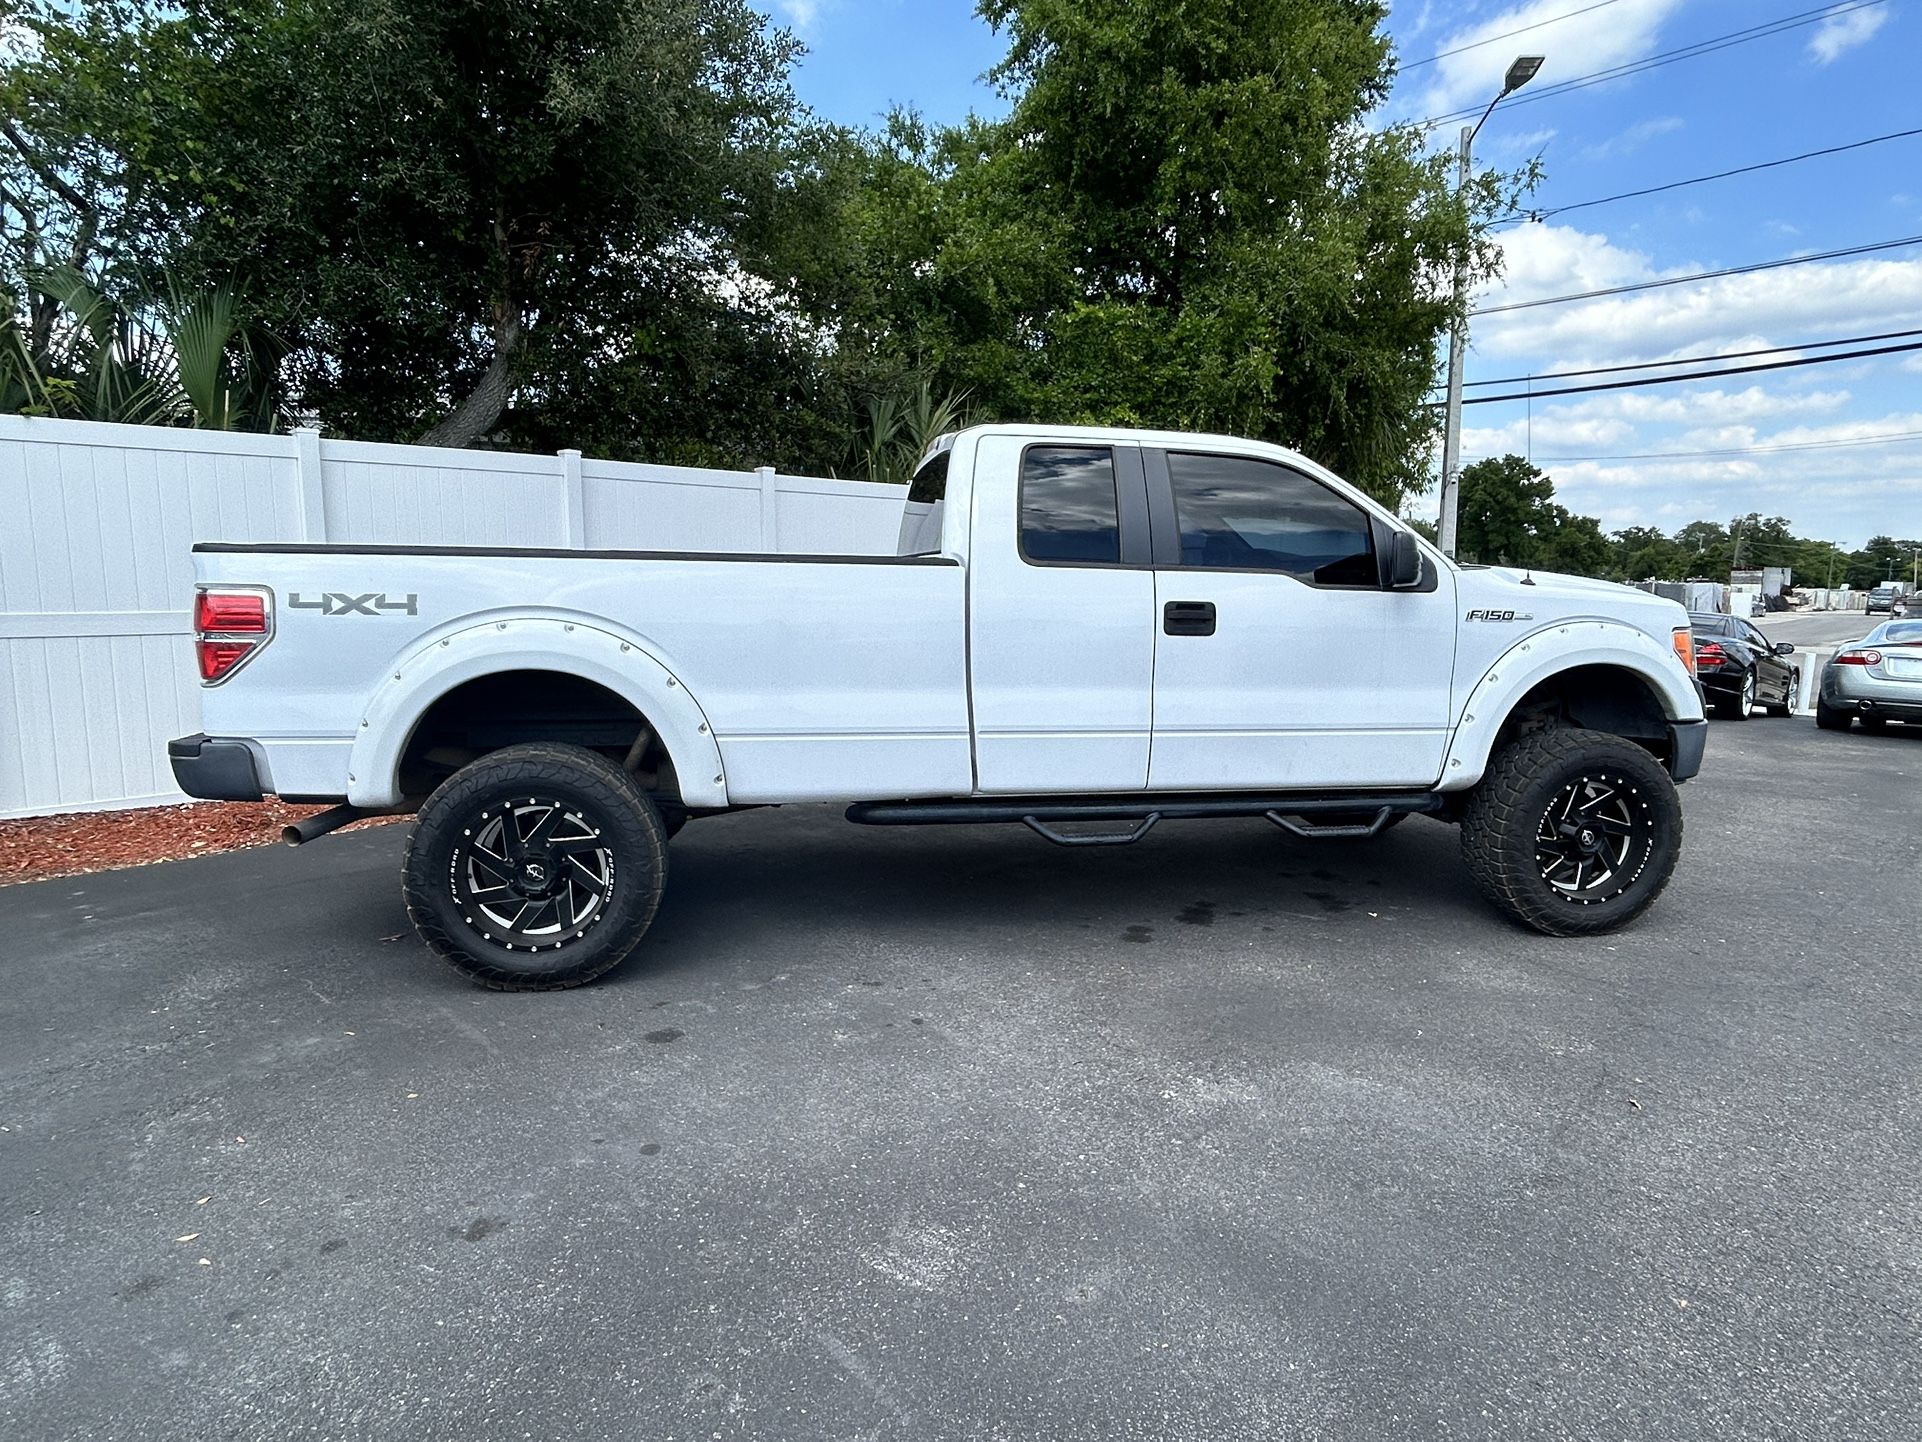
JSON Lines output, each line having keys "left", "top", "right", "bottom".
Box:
{"left": 1580, "top": 115, "right": 1684, "bottom": 161}
{"left": 1460, "top": 389, "right": 1855, "bottom": 461}
{"left": 1484, "top": 125, "right": 1558, "bottom": 156}
{"left": 1807, "top": 5, "right": 1890, "bottom": 64}
{"left": 1441, "top": 219, "right": 1922, "bottom": 541}
{"left": 1473, "top": 224, "right": 1922, "bottom": 363}
{"left": 774, "top": 0, "right": 823, "bottom": 31}
{"left": 1536, "top": 411, "right": 1922, "bottom": 544}
{"left": 1406, "top": 0, "right": 1685, "bottom": 119}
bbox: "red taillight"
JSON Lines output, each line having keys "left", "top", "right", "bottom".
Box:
{"left": 1832, "top": 649, "right": 1882, "bottom": 667}
{"left": 1696, "top": 641, "right": 1728, "bottom": 666}
{"left": 195, "top": 591, "right": 267, "bottom": 634}
{"left": 193, "top": 587, "right": 272, "bottom": 684}
{"left": 197, "top": 640, "right": 254, "bottom": 682}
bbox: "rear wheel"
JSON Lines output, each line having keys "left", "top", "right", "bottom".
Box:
{"left": 1815, "top": 697, "right": 1851, "bottom": 730}
{"left": 1716, "top": 668, "right": 1756, "bottom": 720}
{"left": 403, "top": 743, "right": 668, "bottom": 990}
{"left": 1460, "top": 730, "right": 1681, "bottom": 937}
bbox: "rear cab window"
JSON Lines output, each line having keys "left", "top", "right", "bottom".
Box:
{"left": 1019, "top": 446, "right": 1122, "bottom": 565}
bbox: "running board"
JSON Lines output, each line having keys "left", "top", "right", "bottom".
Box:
{"left": 846, "top": 792, "right": 1442, "bottom": 847}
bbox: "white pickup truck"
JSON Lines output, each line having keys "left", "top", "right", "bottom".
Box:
{"left": 171, "top": 424, "right": 1706, "bottom": 989}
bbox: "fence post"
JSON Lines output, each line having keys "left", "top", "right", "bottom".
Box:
{"left": 559, "top": 449, "right": 586, "bottom": 548}
{"left": 293, "top": 427, "right": 326, "bottom": 542}
{"left": 757, "top": 465, "right": 779, "bottom": 552}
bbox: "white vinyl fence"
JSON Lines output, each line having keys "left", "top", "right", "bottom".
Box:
{"left": 0, "top": 414, "right": 915, "bottom": 819}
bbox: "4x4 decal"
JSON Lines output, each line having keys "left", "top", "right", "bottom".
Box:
{"left": 289, "top": 592, "right": 419, "bottom": 617}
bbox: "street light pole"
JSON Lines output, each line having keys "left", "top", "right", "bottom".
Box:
{"left": 1438, "top": 54, "right": 1544, "bottom": 560}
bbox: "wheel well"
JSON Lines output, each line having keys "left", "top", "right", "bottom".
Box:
{"left": 1492, "top": 664, "right": 1674, "bottom": 762}
{"left": 396, "top": 670, "right": 680, "bottom": 802}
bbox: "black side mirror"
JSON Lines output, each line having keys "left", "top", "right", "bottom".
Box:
{"left": 1386, "top": 530, "right": 1424, "bottom": 589}
{"left": 1775, "top": 641, "right": 1796, "bottom": 655}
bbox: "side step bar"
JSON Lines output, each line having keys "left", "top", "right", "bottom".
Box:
{"left": 846, "top": 792, "right": 1444, "bottom": 848}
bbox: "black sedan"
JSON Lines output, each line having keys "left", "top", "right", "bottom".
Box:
{"left": 1689, "top": 612, "right": 1798, "bottom": 720}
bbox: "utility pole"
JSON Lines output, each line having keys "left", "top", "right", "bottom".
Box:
{"left": 1437, "top": 54, "right": 1544, "bottom": 559}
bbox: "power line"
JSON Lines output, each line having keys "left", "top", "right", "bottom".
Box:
{"left": 1416, "top": 1, "right": 1890, "bottom": 129}
{"left": 1471, "top": 234, "right": 1922, "bottom": 315}
{"left": 1399, "top": 0, "right": 1625, "bottom": 71}
{"left": 1458, "top": 339, "right": 1922, "bottom": 405}
{"left": 1491, "top": 127, "right": 1922, "bottom": 226}
{"left": 1473, "top": 430, "right": 1922, "bottom": 463}
{"left": 1462, "top": 327, "right": 1922, "bottom": 388}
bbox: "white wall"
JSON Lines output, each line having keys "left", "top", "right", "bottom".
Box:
{"left": 0, "top": 415, "right": 910, "bottom": 818}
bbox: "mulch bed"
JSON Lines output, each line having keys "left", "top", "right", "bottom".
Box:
{"left": 0, "top": 801, "right": 404, "bottom": 887}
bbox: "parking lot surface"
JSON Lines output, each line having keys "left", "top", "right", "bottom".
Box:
{"left": 3, "top": 720, "right": 1919, "bottom": 1441}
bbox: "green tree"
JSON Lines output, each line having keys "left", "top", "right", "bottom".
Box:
{"left": 1611, "top": 525, "right": 1688, "bottom": 581}
{"left": 818, "top": 0, "right": 1526, "bottom": 508}
{"left": 3, "top": 0, "right": 823, "bottom": 457}
{"left": 1456, "top": 454, "right": 1555, "bottom": 567}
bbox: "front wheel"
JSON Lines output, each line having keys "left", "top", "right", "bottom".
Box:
{"left": 1460, "top": 731, "right": 1682, "bottom": 937}
{"left": 402, "top": 743, "right": 669, "bottom": 990}
{"left": 1764, "top": 669, "right": 1797, "bottom": 718}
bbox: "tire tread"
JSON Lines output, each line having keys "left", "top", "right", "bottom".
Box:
{"left": 1460, "top": 730, "right": 1681, "bottom": 938}
{"left": 402, "top": 743, "right": 667, "bottom": 991}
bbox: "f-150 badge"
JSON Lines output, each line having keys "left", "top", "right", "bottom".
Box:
{"left": 1465, "top": 609, "right": 1533, "bottom": 622}
{"left": 289, "top": 592, "right": 419, "bottom": 616}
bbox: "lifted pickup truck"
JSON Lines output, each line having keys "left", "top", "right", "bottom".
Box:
{"left": 172, "top": 425, "right": 1706, "bottom": 989}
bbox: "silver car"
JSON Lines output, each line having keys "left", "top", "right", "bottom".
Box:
{"left": 1816, "top": 619, "right": 1922, "bottom": 731}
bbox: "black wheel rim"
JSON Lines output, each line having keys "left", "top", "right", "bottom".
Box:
{"left": 447, "top": 796, "right": 616, "bottom": 951}
{"left": 1534, "top": 771, "right": 1656, "bottom": 905}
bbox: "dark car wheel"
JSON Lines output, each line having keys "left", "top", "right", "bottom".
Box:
{"left": 1461, "top": 730, "right": 1681, "bottom": 937}
{"left": 1764, "top": 668, "right": 1797, "bottom": 718}
{"left": 1815, "top": 697, "right": 1851, "bottom": 730}
{"left": 1715, "top": 668, "right": 1756, "bottom": 720}
{"left": 403, "top": 743, "right": 669, "bottom": 990}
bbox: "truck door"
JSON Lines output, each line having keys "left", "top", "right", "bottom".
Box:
{"left": 967, "top": 434, "right": 1156, "bottom": 793}
{"left": 1145, "top": 448, "right": 1457, "bottom": 790}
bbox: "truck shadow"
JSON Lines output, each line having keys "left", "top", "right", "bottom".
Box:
{"left": 627, "top": 807, "right": 1492, "bottom": 981}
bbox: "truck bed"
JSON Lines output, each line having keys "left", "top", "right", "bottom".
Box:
{"left": 193, "top": 543, "right": 972, "bottom": 804}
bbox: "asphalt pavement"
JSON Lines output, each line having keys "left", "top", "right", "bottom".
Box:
{"left": 3, "top": 719, "right": 1919, "bottom": 1441}
{"left": 1754, "top": 610, "right": 1886, "bottom": 649}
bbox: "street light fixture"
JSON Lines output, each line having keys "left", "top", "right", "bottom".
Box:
{"left": 1437, "top": 55, "right": 1546, "bottom": 560}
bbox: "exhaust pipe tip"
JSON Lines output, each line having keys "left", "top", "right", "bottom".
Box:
{"left": 283, "top": 804, "right": 370, "bottom": 847}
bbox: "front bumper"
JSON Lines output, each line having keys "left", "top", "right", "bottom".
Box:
{"left": 1668, "top": 719, "right": 1707, "bottom": 782}
{"left": 168, "top": 734, "right": 264, "bottom": 802}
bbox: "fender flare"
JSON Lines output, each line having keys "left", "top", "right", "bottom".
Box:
{"left": 1439, "top": 620, "right": 1700, "bottom": 791}
{"left": 344, "top": 614, "right": 727, "bottom": 808}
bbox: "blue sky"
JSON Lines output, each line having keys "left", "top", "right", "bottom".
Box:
{"left": 758, "top": 0, "right": 1921, "bottom": 554}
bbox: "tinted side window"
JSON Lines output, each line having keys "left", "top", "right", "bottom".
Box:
{"left": 1020, "top": 446, "right": 1121, "bottom": 564}
{"left": 1165, "top": 452, "right": 1376, "bottom": 585}
{"left": 908, "top": 449, "right": 951, "bottom": 505}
